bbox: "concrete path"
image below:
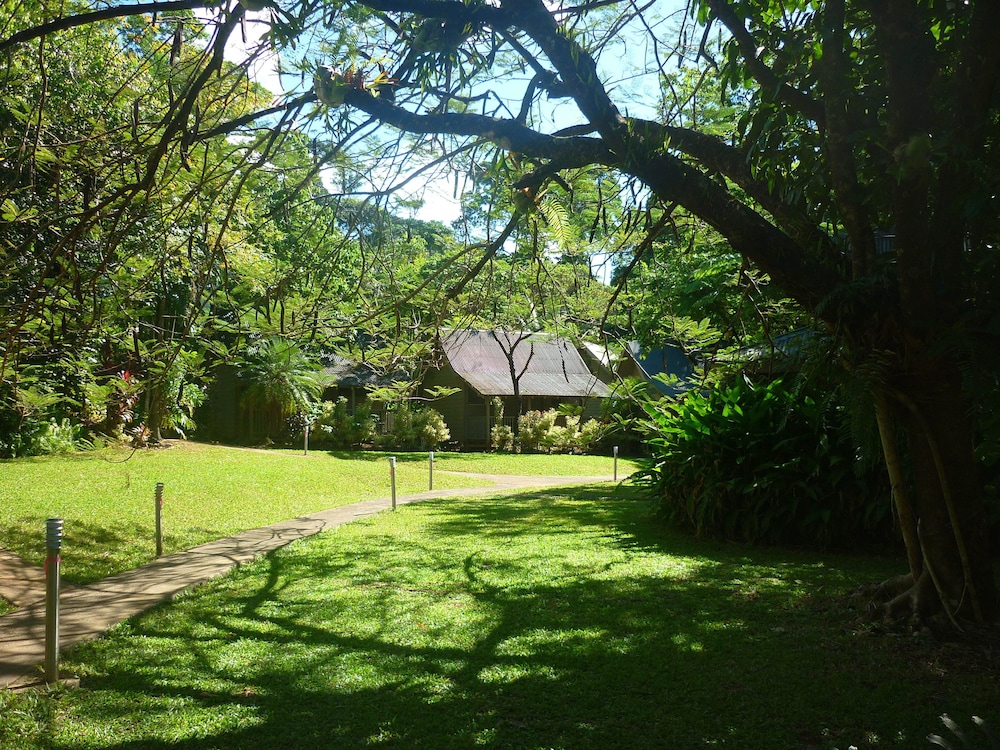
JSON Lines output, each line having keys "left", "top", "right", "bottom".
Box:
{"left": 0, "top": 473, "right": 611, "bottom": 690}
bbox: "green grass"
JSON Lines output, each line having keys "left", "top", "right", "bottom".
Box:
{"left": 0, "top": 443, "right": 634, "bottom": 585}
{"left": 280, "top": 447, "right": 641, "bottom": 477}
{"left": 2, "top": 485, "right": 995, "bottom": 749}
{"left": 0, "top": 442, "right": 484, "bottom": 584}
{"left": 433, "top": 450, "right": 638, "bottom": 476}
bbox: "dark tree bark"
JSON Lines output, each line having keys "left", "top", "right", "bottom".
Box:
{"left": 345, "top": 0, "right": 1000, "bottom": 621}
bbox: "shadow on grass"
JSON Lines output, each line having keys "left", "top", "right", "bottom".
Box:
{"left": 37, "top": 487, "right": 993, "bottom": 750}
{"left": 322, "top": 450, "right": 431, "bottom": 463}
{"left": 422, "top": 484, "right": 894, "bottom": 590}
{"left": 0, "top": 516, "right": 161, "bottom": 585}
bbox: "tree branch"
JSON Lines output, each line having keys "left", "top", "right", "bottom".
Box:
{"left": 342, "top": 87, "right": 617, "bottom": 166}
{"left": 705, "top": 0, "right": 825, "bottom": 126}
{"left": 659, "top": 122, "right": 840, "bottom": 263}
{"left": 136, "top": 6, "right": 244, "bottom": 194}
{"left": 0, "top": 0, "right": 217, "bottom": 55}
{"left": 629, "top": 147, "right": 844, "bottom": 315}
{"left": 194, "top": 92, "right": 317, "bottom": 142}
{"left": 819, "top": 0, "right": 875, "bottom": 279}
{"left": 508, "top": 0, "right": 628, "bottom": 146}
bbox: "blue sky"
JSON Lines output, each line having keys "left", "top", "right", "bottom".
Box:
{"left": 214, "top": 1, "right": 689, "bottom": 226}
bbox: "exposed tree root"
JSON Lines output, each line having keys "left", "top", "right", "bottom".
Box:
{"left": 853, "top": 572, "right": 944, "bottom": 625}
{"left": 880, "top": 570, "right": 946, "bottom": 622}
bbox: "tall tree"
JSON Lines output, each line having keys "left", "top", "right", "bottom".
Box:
{"left": 319, "top": 0, "right": 1000, "bottom": 623}
{"left": 5, "top": 1, "right": 999, "bottom": 622}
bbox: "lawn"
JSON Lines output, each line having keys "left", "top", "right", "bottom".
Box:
{"left": 0, "top": 443, "right": 632, "bottom": 583}
{"left": 279, "top": 447, "right": 635, "bottom": 477}
{"left": 1, "top": 485, "right": 995, "bottom": 749}
{"left": 0, "top": 442, "right": 636, "bottom": 584}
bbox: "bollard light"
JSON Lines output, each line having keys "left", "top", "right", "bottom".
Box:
{"left": 155, "top": 482, "right": 164, "bottom": 557}
{"left": 613, "top": 445, "right": 619, "bottom": 482}
{"left": 429, "top": 451, "right": 434, "bottom": 491}
{"left": 390, "top": 456, "right": 397, "bottom": 511}
{"left": 45, "top": 517, "right": 63, "bottom": 684}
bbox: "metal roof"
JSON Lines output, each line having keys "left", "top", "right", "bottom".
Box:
{"left": 622, "top": 341, "right": 695, "bottom": 396}
{"left": 322, "top": 355, "right": 403, "bottom": 388}
{"left": 441, "top": 330, "right": 611, "bottom": 398}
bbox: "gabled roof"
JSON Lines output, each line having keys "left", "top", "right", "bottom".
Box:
{"left": 322, "top": 355, "right": 402, "bottom": 388}
{"left": 440, "top": 330, "right": 611, "bottom": 398}
{"left": 620, "top": 341, "right": 695, "bottom": 397}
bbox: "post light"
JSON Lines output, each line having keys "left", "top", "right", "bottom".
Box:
{"left": 45, "top": 517, "right": 63, "bottom": 684}
{"left": 390, "top": 456, "right": 397, "bottom": 511}
{"left": 155, "top": 482, "right": 164, "bottom": 557}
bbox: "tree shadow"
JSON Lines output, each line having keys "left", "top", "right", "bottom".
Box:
{"left": 42, "top": 488, "right": 984, "bottom": 750}
{"left": 0, "top": 516, "right": 159, "bottom": 585}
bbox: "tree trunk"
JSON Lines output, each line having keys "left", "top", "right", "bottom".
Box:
{"left": 879, "top": 359, "right": 998, "bottom": 623}
{"left": 875, "top": 395, "right": 921, "bottom": 580}
{"left": 146, "top": 384, "right": 164, "bottom": 444}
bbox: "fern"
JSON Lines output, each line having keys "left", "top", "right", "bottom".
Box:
{"left": 538, "top": 195, "right": 572, "bottom": 249}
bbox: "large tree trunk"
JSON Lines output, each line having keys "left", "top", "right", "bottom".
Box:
{"left": 145, "top": 384, "right": 165, "bottom": 444}
{"left": 877, "top": 358, "right": 998, "bottom": 623}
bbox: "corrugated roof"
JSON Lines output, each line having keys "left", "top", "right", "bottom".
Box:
{"left": 622, "top": 341, "right": 695, "bottom": 396}
{"left": 322, "top": 355, "right": 402, "bottom": 388}
{"left": 441, "top": 330, "right": 611, "bottom": 398}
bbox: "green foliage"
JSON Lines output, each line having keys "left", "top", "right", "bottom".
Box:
{"left": 157, "top": 349, "right": 208, "bottom": 439}
{"left": 490, "top": 423, "right": 515, "bottom": 452}
{"left": 239, "top": 337, "right": 323, "bottom": 416}
{"left": 516, "top": 409, "right": 557, "bottom": 452}
{"left": 545, "top": 413, "right": 605, "bottom": 455}
{"left": 0, "top": 405, "right": 46, "bottom": 459}
{"left": 489, "top": 396, "right": 515, "bottom": 451}
{"left": 636, "top": 377, "right": 891, "bottom": 550}
{"left": 377, "top": 402, "right": 450, "bottom": 450}
{"left": 0, "top": 382, "right": 85, "bottom": 458}
{"left": 600, "top": 377, "right": 659, "bottom": 455}
{"left": 37, "top": 418, "right": 91, "bottom": 455}
{"left": 494, "top": 407, "right": 606, "bottom": 455}
{"left": 311, "top": 398, "right": 377, "bottom": 449}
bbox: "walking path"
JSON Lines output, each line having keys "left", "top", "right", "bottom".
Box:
{"left": 0, "top": 473, "right": 612, "bottom": 690}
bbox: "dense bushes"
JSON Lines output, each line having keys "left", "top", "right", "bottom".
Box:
{"left": 290, "top": 399, "right": 450, "bottom": 451}
{"left": 0, "top": 382, "right": 95, "bottom": 458}
{"left": 491, "top": 401, "right": 605, "bottom": 454}
{"left": 308, "top": 398, "right": 377, "bottom": 449}
{"left": 635, "top": 378, "right": 892, "bottom": 550}
{"left": 376, "top": 402, "right": 450, "bottom": 450}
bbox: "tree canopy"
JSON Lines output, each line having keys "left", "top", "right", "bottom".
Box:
{"left": 3, "top": 0, "right": 999, "bottom": 622}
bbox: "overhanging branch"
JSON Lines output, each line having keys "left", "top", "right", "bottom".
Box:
{"left": 342, "top": 88, "right": 617, "bottom": 166}
{"left": 654, "top": 121, "right": 840, "bottom": 264}
{"left": 0, "top": 0, "right": 217, "bottom": 54}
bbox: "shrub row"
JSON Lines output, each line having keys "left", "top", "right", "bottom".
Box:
{"left": 491, "top": 403, "right": 605, "bottom": 454}
{"left": 304, "top": 398, "right": 450, "bottom": 451}
{"left": 634, "top": 378, "right": 893, "bottom": 550}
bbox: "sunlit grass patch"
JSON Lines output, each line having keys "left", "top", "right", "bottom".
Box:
{"left": 2, "top": 484, "right": 995, "bottom": 749}
{"left": 0, "top": 442, "right": 633, "bottom": 586}
{"left": 0, "top": 442, "right": 543, "bottom": 583}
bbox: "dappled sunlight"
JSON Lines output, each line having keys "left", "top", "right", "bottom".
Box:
{"left": 23, "top": 486, "right": 988, "bottom": 750}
